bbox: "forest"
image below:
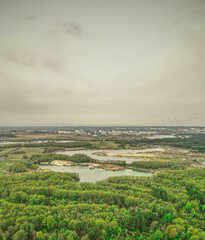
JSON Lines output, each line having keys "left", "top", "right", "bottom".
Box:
{"left": 0, "top": 168, "right": 204, "bottom": 240}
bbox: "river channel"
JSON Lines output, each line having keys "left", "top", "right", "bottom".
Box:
{"left": 57, "top": 147, "right": 164, "bottom": 164}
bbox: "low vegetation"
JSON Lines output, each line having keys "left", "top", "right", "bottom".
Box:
{"left": 10, "top": 162, "right": 27, "bottom": 173}
{"left": 132, "top": 161, "right": 188, "bottom": 170}
{"left": 92, "top": 159, "right": 127, "bottom": 165}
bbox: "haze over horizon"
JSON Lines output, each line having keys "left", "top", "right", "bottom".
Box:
{"left": 1, "top": 0, "right": 205, "bottom": 126}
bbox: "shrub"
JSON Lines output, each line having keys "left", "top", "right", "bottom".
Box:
{"left": 11, "top": 163, "right": 27, "bottom": 173}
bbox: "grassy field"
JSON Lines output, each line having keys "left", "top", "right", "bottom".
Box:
{"left": 0, "top": 148, "right": 14, "bottom": 157}
{"left": 0, "top": 147, "right": 45, "bottom": 172}
{"left": 7, "top": 147, "right": 44, "bottom": 159}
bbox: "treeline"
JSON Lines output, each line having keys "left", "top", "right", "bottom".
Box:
{"left": 0, "top": 133, "right": 16, "bottom": 138}
{"left": 32, "top": 153, "right": 126, "bottom": 165}
{"left": 30, "top": 154, "right": 92, "bottom": 164}
{"left": 0, "top": 141, "right": 93, "bottom": 149}
{"left": 11, "top": 150, "right": 26, "bottom": 154}
{"left": 116, "top": 134, "right": 205, "bottom": 153}
{"left": 0, "top": 169, "right": 204, "bottom": 239}
{"left": 92, "top": 159, "right": 127, "bottom": 165}
{"left": 31, "top": 154, "right": 69, "bottom": 164}
{"left": 132, "top": 160, "right": 188, "bottom": 169}
{"left": 68, "top": 154, "right": 92, "bottom": 163}
{"left": 10, "top": 162, "right": 38, "bottom": 173}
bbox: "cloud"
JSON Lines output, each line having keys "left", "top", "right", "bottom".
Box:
{"left": 26, "top": 15, "right": 36, "bottom": 20}
{"left": 1, "top": 51, "right": 37, "bottom": 66}
{"left": 1, "top": 51, "right": 63, "bottom": 72}
{"left": 57, "top": 21, "right": 83, "bottom": 37}
{"left": 41, "top": 58, "right": 62, "bottom": 71}
{"left": 160, "top": 115, "right": 204, "bottom": 126}
{"left": 0, "top": 71, "right": 73, "bottom": 115}
{"left": 171, "top": 20, "right": 181, "bottom": 29}
{"left": 0, "top": 0, "right": 205, "bottom": 126}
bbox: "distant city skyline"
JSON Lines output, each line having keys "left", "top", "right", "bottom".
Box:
{"left": 0, "top": 0, "right": 205, "bottom": 126}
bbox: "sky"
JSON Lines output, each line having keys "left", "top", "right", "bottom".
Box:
{"left": 0, "top": 0, "right": 205, "bottom": 126}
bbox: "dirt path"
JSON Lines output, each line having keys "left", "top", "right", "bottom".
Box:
{"left": 0, "top": 147, "right": 22, "bottom": 160}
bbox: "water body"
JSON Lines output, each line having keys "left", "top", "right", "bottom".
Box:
{"left": 58, "top": 147, "right": 164, "bottom": 164}
{"left": 39, "top": 165, "right": 153, "bottom": 182}
{"left": 147, "top": 135, "right": 176, "bottom": 140}
{"left": 0, "top": 140, "right": 75, "bottom": 145}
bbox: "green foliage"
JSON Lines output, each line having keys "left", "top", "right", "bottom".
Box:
{"left": 0, "top": 141, "right": 93, "bottom": 150}
{"left": 69, "top": 154, "right": 92, "bottom": 163}
{"left": 43, "top": 147, "right": 56, "bottom": 153}
{"left": 0, "top": 169, "right": 204, "bottom": 239}
{"left": 92, "top": 159, "right": 126, "bottom": 165}
{"left": 132, "top": 160, "right": 187, "bottom": 169}
{"left": 10, "top": 162, "right": 27, "bottom": 173}
{"left": 164, "top": 213, "right": 173, "bottom": 223}
{"left": 30, "top": 154, "right": 69, "bottom": 164}
{"left": 31, "top": 153, "right": 93, "bottom": 164}
{"left": 170, "top": 164, "right": 187, "bottom": 170}
{"left": 13, "top": 230, "right": 27, "bottom": 240}
{"left": 185, "top": 202, "right": 192, "bottom": 212}
{"left": 11, "top": 150, "right": 26, "bottom": 154}
{"left": 152, "top": 229, "right": 163, "bottom": 240}
{"left": 26, "top": 162, "right": 38, "bottom": 170}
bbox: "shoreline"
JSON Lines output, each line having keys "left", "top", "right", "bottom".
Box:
{"left": 40, "top": 160, "right": 157, "bottom": 173}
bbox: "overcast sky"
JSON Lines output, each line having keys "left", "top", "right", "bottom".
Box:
{"left": 0, "top": 0, "right": 205, "bottom": 126}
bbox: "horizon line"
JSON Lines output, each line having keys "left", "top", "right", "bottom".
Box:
{"left": 0, "top": 125, "right": 204, "bottom": 128}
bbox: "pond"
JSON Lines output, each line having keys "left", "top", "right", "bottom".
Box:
{"left": 146, "top": 135, "right": 176, "bottom": 140}
{"left": 39, "top": 165, "right": 153, "bottom": 183}
{"left": 57, "top": 147, "right": 164, "bottom": 163}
